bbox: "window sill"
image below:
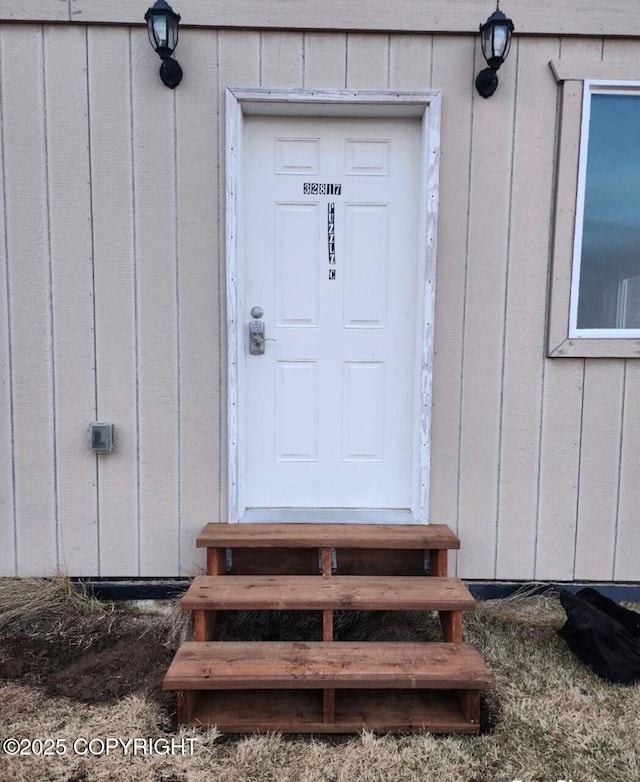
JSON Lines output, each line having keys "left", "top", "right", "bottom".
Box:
{"left": 548, "top": 338, "right": 640, "bottom": 358}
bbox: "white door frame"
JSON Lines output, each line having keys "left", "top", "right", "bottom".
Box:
{"left": 225, "top": 87, "right": 441, "bottom": 524}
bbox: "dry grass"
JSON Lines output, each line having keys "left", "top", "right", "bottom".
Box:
{"left": 0, "top": 576, "right": 115, "bottom": 649}
{"left": 0, "top": 575, "right": 106, "bottom": 626}
{"left": 1, "top": 578, "right": 639, "bottom": 782}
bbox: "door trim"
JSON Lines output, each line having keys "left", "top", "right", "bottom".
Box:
{"left": 225, "top": 87, "right": 441, "bottom": 523}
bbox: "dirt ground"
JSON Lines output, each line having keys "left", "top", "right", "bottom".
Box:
{"left": 0, "top": 613, "right": 174, "bottom": 712}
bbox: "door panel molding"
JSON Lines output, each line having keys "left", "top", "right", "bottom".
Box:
{"left": 226, "top": 87, "right": 441, "bottom": 523}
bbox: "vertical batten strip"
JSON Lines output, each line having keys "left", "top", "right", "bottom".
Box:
{"left": 45, "top": 25, "right": 99, "bottom": 576}
{"left": 572, "top": 362, "right": 586, "bottom": 580}
{"left": 130, "top": 29, "right": 142, "bottom": 576}
{"left": 173, "top": 86, "right": 182, "bottom": 574}
{"left": 42, "top": 27, "right": 61, "bottom": 571}
{"left": 89, "top": 27, "right": 138, "bottom": 577}
{"left": 344, "top": 33, "right": 348, "bottom": 89}
{"left": 611, "top": 361, "right": 626, "bottom": 578}
{"left": 0, "top": 26, "right": 18, "bottom": 576}
{"left": 429, "top": 37, "right": 435, "bottom": 89}
{"left": 86, "top": 26, "right": 101, "bottom": 575}
{"left": 302, "top": 34, "right": 306, "bottom": 89}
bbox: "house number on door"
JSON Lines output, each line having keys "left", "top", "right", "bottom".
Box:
{"left": 304, "top": 183, "right": 342, "bottom": 195}
{"left": 328, "top": 202, "right": 336, "bottom": 280}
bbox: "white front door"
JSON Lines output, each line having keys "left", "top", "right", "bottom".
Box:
{"left": 240, "top": 115, "right": 423, "bottom": 515}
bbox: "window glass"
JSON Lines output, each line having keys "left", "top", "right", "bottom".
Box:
{"left": 576, "top": 93, "right": 640, "bottom": 331}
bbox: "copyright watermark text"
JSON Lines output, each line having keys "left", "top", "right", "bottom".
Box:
{"left": 2, "top": 737, "right": 197, "bottom": 757}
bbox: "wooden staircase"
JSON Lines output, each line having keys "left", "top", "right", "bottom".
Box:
{"left": 163, "top": 523, "right": 493, "bottom": 734}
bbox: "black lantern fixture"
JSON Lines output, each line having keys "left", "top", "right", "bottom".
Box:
{"left": 475, "top": 2, "right": 514, "bottom": 98}
{"left": 145, "top": 0, "right": 183, "bottom": 89}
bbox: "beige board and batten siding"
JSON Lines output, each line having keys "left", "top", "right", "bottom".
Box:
{"left": 0, "top": 20, "right": 639, "bottom": 581}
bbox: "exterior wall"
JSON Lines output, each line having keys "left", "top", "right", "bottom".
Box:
{"left": 0, "top": 15, "right": 639, "bottom": 580}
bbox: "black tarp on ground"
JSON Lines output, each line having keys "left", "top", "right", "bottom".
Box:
{"left": 557, "top": 587, "right": 640, "bottom": 685}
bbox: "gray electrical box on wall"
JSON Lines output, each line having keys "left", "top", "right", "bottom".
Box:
{"left": 90, "top": 423, "right": 114, "bottom": 453}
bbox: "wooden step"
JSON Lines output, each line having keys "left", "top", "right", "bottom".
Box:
{"left": 182, "top": 575, "right": 475, "bottom": 612}
{"left": 164, "top": 641, "right": 492, "bottom": 691}
{"left": 164, "top": 641, "right": 492, "bottom": 733}
{"left": 197, "top": 523, "right": 460, "bottom": 550}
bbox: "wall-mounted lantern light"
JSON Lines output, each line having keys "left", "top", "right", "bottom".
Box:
{"left": 144, "top": 0, "right": 183, "bottom": 89}
{"left": 475, "top": 3, "right": 515, "bottom": 98}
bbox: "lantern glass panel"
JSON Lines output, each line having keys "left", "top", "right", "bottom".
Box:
{"left": 146, "top": 16, "right": 155, "bottom": 49}
{"left": 153, "top": 15, "right": 168, "bottom": 48}
{"left": 166, "top": 15, "right": 179, "bottom": 51}
{"left": 481, "top": 27, "right": 492, "bottom": 60}
{"left": 481, "top": 27, "right": 493, "bottom": 60}
{"left": 492, "top": 25, "right": 508, "bottom": 58}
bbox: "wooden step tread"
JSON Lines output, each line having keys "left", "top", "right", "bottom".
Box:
{"left": 163, "top": 641, "right": 493, "bottom": 691}
{"left": 182, "top": 689, "right": 481, "bottom": 734}
{"left": 197, "top": 523, "right": 460, "bottom": 550}
{"left": 181, "top": 575, "right": 475, "bottom": 611}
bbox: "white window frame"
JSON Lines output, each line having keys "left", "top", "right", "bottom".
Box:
{"left": 569, "top": 80, "right": 640, "bottom": 340}
{"left": 547, "top": 68, "right": 640, "bottom": 358}
{"left": 547, "top": 65, "right": 640, "bottom": 358}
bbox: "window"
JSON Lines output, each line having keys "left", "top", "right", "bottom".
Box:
{"left": 547, "top": 73, "right": 640, "bottom": 357}
{"left": 571, "top": 84, "right": 640, "bottom": 338}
